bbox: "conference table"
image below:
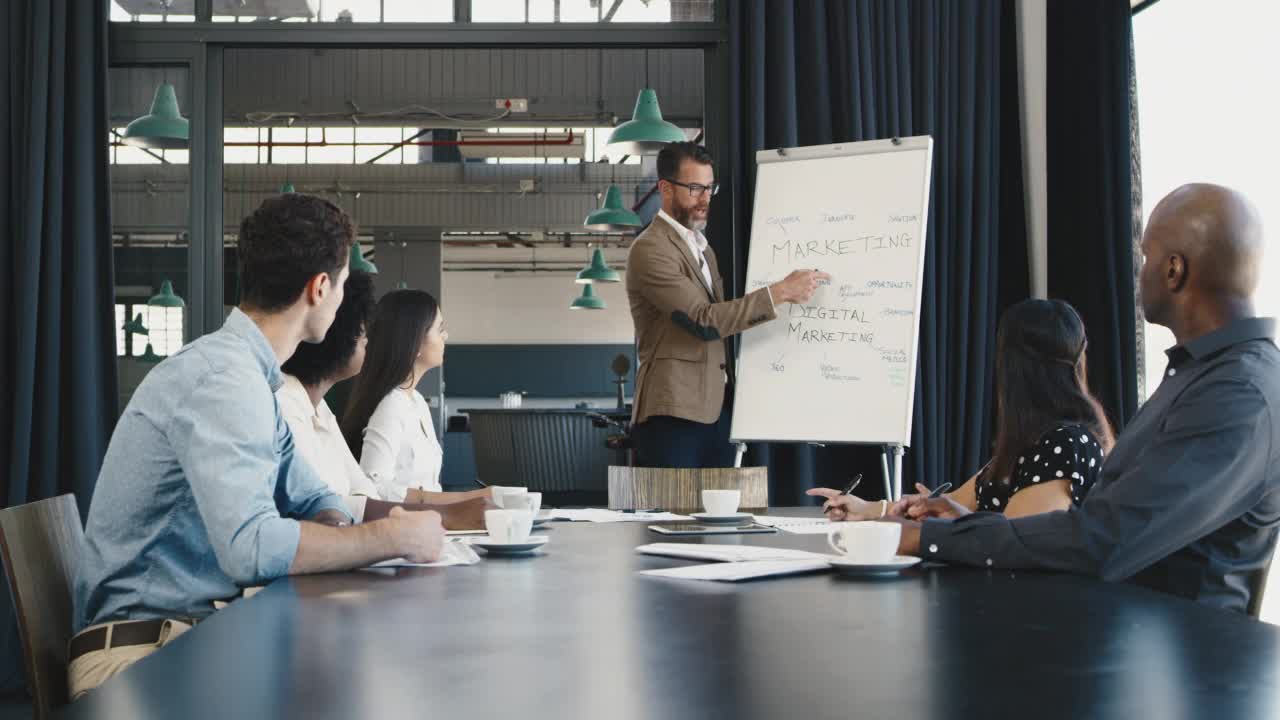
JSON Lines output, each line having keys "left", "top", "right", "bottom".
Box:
{"left": 61, "top": 509, "right": 1280, "bottom": 719}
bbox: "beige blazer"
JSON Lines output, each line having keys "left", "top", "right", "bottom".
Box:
{"left": 626, "top": 216, "right": 776, "bottom": 425}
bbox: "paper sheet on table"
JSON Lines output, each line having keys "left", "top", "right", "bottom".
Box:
{"left": 637, "top": 543, "right": 830, "bottom": 563}
{"left": 368, "top": 539, "right": 482, "bottom": 568}
{"left": 639, "top": 559, "right": 833, "bottom": 582}
{"left": 752, "top": 516, "right": 846, "bottom": 534}
{"left": 549, "top": 509, "right": 693, "bottom": 523}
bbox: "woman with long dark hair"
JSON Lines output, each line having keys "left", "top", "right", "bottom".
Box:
{"left": 342, "top": 289, "right": 475, "bottom": 504}
{"left": 811, "top": 299, "right": 1115, "bottom": 520}
{"left": 281, "top": 275, "right": 488, "bottom": 525}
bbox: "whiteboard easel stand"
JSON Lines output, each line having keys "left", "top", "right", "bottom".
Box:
{"left": 730, "top": 134, "right": 931, "bottom": 506}
{"left": 883, "top": 444, "right": 904, "bottom": 501}
{"left": 733, "top": 441, "right": 904, "bottom": 501}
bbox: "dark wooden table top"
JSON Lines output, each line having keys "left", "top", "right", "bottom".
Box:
{"left": 60, "top": 510, "right": 1280, "bottom": 719}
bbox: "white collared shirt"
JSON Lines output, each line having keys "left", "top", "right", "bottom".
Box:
{"left": 657, "top": 208, "right": 715, "bottom": 294}
{"left": 358, "top": 387, "right": 444, "bottom": 502}
{"left": 277, "top": 374, "right": 379, "bottom": 522}
{"left": 655, "top": 209, "right": 775, "bottom": 311}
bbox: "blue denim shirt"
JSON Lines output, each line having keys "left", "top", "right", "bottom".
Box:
{"left": 75, "top": 309, "right": 351, "bottom": 630}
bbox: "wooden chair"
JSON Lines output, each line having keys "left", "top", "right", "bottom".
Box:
{"left": 0, "top": 494, "right": 84, "bottom": 718}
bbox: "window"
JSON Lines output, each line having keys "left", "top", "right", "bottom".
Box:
{"left": 355, "top": 127, "right": 409, "bottom": 164}
{"left": 115, "top": 305, "right": 127, "bottom": 356}
{"left": 472, "top": 0, "right": 713, "bottom": 23}
{"left": 110, "top": 128, "right": 188, "bottom": 164}
{"left": 222, "top": 127, "right": 263, "bottom": 164}
{"left": 210, "top": 0, "right": 453, "bottom": 22}
{"left": 110, "top": 65, "right": 191, "bottom": 409}
{"left": 307, "top": 128, "right": 356, "bottom": 164}
{"left": 142, "top": 306, "right": 185, "bottom": 355}
{"left": 1134, "top": 0, "right": 1280, "bottom": 625}
{"left": 114, "top": 303, "right": 184, "bottom": 357}
{"left": 1134, "top": 0, "right": 1280, "bottom": 399}
{"left": 110, "top": 1, "right": 194, "bottom": 22}
{"left": 113, "top": 0, "right": 712, "bottom": 23}
{"left": 218, "top": 125, "right": 653, "bottom": 165}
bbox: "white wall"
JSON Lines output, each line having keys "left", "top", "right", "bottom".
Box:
{"left": 1017, "top": 0, "right": 1047, "bottom": 298}
{"left": 441, "top": 248, "right": 635, "bottom": 344}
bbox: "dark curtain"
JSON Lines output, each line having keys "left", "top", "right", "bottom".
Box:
{"left": 721, "top": 0, "right": 1029, "bottom": 505}
{"left": 0, "top": 0, "right": 116, "bottom": 692}
{"left": 1046, "top": 1, "right": 1138, "bottom": 431}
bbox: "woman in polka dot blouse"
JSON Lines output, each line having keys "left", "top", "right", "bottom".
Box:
{"left": 812, "top": 299, "right": 1115, "bottom": 521}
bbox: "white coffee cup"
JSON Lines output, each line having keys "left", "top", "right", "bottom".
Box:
{"left": 701, "top": 489, "right": 741, "bottom": 516}
{"left": 485, "top": 509, "right": 534, "bottom": 543}
{"left": 489, "top": 486, "right": 528, "bottom": 509}
{"left": 503, "top": 491, "right": 542, "bottom": 514}
{"left": 827, "top": 522, "right": 901, "bottom": 564}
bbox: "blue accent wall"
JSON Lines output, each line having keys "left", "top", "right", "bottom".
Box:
{"left": 443, "top": 344, "right": 636, "bottom": 398}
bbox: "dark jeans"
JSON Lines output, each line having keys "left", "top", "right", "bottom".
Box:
{"left": 633, "top": 385, "right": 736, "bottom": 468}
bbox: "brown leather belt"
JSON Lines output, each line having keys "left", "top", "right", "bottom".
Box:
{"left": 68, "top": 618, "right": 196, "bottom": 663}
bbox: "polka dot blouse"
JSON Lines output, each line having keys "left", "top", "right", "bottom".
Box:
{"left": 975, "top": 423, "right": 1105, "bottom": 513}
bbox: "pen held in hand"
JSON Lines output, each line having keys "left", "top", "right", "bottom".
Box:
{"left": 822, "top": 474, "right": 863, "bottom": 513}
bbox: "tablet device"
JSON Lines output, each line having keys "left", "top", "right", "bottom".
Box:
{"left": 647, "top": 523, "right": 779, "bottom": 536}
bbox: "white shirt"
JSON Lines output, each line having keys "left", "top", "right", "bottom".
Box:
{"left": 277, "top": 374, "right": 379, "bottom": 522}
{"left": 359, "top": 388, "right": 443, "bottom": 501}
{"left": 657, "top": 209, "right": 715, "bottom": 294}
{"left": 656, "top": 208, "right": 775, "bottom": 310}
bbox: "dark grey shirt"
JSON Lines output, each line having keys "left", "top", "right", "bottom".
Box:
{"left": 920, "top": 317, "right": 1280, "bottom": 614}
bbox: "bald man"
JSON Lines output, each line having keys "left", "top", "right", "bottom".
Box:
{"left": 860, "top": 183, "right": 1280, "bottom": 614}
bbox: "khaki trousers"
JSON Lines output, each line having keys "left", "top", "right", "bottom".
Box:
{"left": 67, "top": 619, "right": 192, "bottom": 701}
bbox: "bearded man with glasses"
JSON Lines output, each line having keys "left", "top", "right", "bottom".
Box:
{"left": 625, "top": 141, "right": 830, "bottom": 468}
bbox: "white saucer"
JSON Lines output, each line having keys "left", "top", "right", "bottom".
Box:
{"left": 471, "top": 535, "right": 549, "bottom": 555}
{"left": 828, "top": 555, "right": 921, "bottom": 575}
{"left": 690, "top": 512, "right": 755, "bottom": 525}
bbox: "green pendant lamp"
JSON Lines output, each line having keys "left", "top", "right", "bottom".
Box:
{"left": 148, "top": 280, "right": 185, "bottom": 308}
{"left": 606, "top": 88, "right": 687, "bottom": 156}
{"left": 122, "top": 313, "right": 149, "bottom": 336}
{"left": 584, "top": 185, "right": 642, "bottom": 231}
{"left": 280, "top": 181, "right": 297, "bottom": 193}
{"left": 570, "top": 283, "right": 607, "bottom": 311}
{"left": 576, "top": 248, "right": 621, "bottom": 284}
{"left": 350, "top": 244, "right": 378, "bottom": 274}
{"left": 139, "top": 343, "right": 164, "bottom": 364}
{"left": 396, "top": 280, "right": 409, "bottom": 290}
{"left": 123, "top": 83, "right": 189, "bottom": 150}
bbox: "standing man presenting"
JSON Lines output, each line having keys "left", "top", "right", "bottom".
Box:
{"left": 626, "top": 142, "right": 829, "bottom": 468}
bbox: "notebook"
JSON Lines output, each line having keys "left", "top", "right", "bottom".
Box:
{"left": 752, "top": 516, "right": 842, "bottom": 535}
{"left": 636, "top": 543, "right": 830, "bottom": 563}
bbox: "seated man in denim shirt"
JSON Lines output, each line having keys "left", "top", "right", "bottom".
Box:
{"left": 70, "top": 194, "right": 446, "bottom": 698}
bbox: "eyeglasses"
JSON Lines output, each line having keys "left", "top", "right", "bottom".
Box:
{"left": 662, "top": 178, "right": 720, "bottom": 198}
